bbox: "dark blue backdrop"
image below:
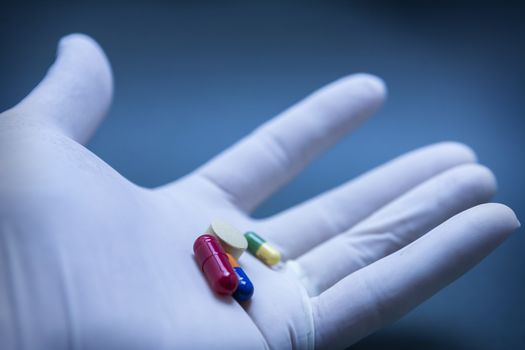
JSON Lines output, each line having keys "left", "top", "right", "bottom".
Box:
{"left": 1, "top": 1, "right": 524, "bottom": 349}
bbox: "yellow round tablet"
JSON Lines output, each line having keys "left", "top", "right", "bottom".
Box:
{"left": 207, "top": 220, "right": 248, "bottom": 259}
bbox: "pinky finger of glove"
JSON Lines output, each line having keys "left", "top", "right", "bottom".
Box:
{"left": 311, "top": 203, "right": 520, "bottom": 349}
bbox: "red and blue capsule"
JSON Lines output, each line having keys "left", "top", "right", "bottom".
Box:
{"left": 227, "top": 253, "right": 254, "bottom": 302}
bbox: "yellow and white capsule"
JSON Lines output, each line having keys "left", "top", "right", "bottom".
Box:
{"left": 244, "top": 231, "right": 281, "bottom": 266}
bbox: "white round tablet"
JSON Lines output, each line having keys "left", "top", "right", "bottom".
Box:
{"left": 208, "top": 220, "right": 248, "bottom": 259}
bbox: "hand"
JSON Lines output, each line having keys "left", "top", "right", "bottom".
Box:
{"left": 0, "top": 34, "right": 519, "bottom": 350}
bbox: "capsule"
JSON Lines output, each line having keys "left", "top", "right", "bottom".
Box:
{"left": 193, "top": 234, "right": 238, "bottom": 295}
{"left": 244, "top": 231, "right": 281, "bottom": 266}
{"left": 208, "top": 220, "right": 248, "bottom": 259}
{"left": 226, "top": 253, "right": 254, "bottom": 302}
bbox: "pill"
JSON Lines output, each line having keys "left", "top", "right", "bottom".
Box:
{"left": 193, "top": 234, "right": 238, "bottom": 295}
{"left": 227, "top": 253, "right": 254, "bottom": 302}
{"left": 208, "top": 220, "right": 248, "bottom": 259}
{"left": 244, "top": 231, "right": 281, "bottom": 266}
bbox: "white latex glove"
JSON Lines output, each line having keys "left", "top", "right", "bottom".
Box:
{"left": 0, "top": 34, "right": 520, "bottom": 350}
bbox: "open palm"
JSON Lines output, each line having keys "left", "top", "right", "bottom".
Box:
{"left": 0, "top": 34, "right": 519, "bottom": 350}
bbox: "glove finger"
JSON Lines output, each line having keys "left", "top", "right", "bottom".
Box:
{"left": 263, "top": 142, "right": 476, "bottom": 259}
{"left": 294, "top": 163, "right": 495, "bottom": 296}
{"left": 192, "top": 74, "right": 385, "bottom": 212}
{"left": 2, "top": 33, "right": 113, "bottom": 144}
{"left": 311, "top": 203, "right": 519, "bottom": 349}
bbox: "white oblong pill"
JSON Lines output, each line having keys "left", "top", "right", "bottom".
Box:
{"left": 208, "top": 220, "right": 248, "bottom": 259}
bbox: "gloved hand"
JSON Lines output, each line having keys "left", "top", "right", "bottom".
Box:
{"left": 0, "top": 34, "right": 519, "bottom": 350}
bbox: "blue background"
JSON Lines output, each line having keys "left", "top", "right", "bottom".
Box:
{"left": 1, "top": 1, "right": 524, "bottom": 349}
